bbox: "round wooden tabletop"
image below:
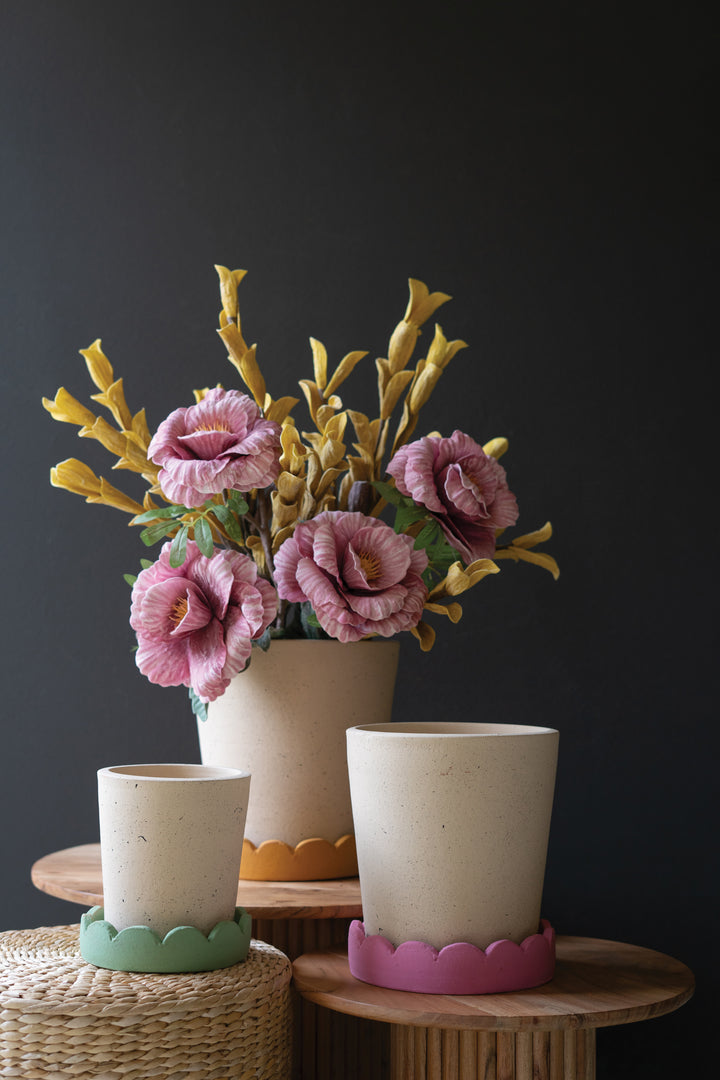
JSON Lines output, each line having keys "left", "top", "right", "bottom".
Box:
{"left": 31, "top": 843, "right": 363, "bottom": 920}
{"left": 292, "top": 938, "right": 695, "bottom": 1032}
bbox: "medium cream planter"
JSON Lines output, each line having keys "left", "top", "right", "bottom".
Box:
{"left": 347, "top": 722, "right": 559, "bottom": 950}
{"left": 98, "top": 763, "right": 250, "bottom": 938}
{"left": 198, "top": 640, "right": 399, "bottom": 878}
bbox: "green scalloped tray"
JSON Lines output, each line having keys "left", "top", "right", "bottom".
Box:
{"left": 79, "top": 906, "right": 251, "bottom": 972}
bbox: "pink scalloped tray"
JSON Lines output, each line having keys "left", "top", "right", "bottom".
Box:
{"left": 348, "top": 918, "right": 556, "bottom": 995}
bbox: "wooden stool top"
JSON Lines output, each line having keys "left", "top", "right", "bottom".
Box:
{"left": 31, "top": 843, "right": 363, "bottom": 919}
{"left": 292, "top": 937, "right": 695, "bottom": 1032}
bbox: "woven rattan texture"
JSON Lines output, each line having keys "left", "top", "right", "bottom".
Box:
{"left": 0, "top": 924, "right": 292, "bottom": 1079}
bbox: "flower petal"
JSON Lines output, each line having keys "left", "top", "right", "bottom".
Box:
{"left": 187, "top": 621, "right": 228, "bottom": 702}
{"left": 135, "top": 634, "right": 191, "bottom": 689}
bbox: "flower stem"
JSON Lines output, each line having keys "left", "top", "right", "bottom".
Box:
{"left": 253, "top": 489, "right": 276, "bottom": 582}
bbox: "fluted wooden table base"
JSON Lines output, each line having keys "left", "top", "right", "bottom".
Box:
{"left": 390, "top": 1027, "right": 595, "bottom": 1080}
{"left": 253, "top": 916, "right": 389, "bottom": 1080}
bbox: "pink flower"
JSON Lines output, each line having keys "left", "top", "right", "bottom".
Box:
{"left": 274, "top": 511, "right": 428, "bottom": 642}
{"left": 386, "top": 430, "right": 519, "bottom": 562}
{"left": 130, "top": 540, "right": 277, "bottom": 702}
{"left": 148, "top": 388, "right": 281, "bottom": 507}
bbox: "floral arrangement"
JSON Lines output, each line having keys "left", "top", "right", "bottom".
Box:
{"left": 44, "top": 266, "right": 558, "bottom": 715}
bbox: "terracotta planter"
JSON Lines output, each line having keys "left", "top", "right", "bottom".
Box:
{"left": 198, "top": 639, "right": 400, "bottom": 880}
{"left": 347, "top": 722, "right": 558, "bottom": 957}
{"left": 97, "top": 763, "right": 250, "bottom": 938}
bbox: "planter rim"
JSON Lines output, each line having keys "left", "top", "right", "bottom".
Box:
{"left": 253, "top": 638, "right": 400, "bottom": 649}
{"left": 349, "top": 722, "right": 558, "bottom": 737}
{"left": 99, "top": 763, "right": 250, "bottom": 782}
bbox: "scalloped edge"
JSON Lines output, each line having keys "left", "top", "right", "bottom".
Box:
{"left": 79, "top": 906, "right": 251, "bottom": 973}
{"left": 348, "top": 918, "right": 556, "bottom": 994}
{"left": 240, "top": 834, "right": 357, "bottom": 880}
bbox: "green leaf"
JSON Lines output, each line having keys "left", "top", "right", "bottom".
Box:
{"left": 194, "top": 516, "right": 215, "bottom": 557}
{"left": 189, "top": 688, "right": 208, "bottom": 723}
{"left": 421, "top": 530, "right": 459, "bottom": 586}
{"left": 211, "top": 504, "right": 244, "bottom": 542}
{"left": 140, "top": 521, "right": 177, "bottom": 546}
{"left": 412, "top": 521, "right": 438, "bottom": 550}
{"left": 133, "top": 505, "right": 188, "bottom": 523}
{"left": 140, "top": 558, "right": 153, "bottom": 569}
{"left": 371, "top": 479, "right": 405, "bottom": 507}
{"left": 169, "top": 524, "right": 190, "bottom": 568}
{"left": 300, "top": 602, "right": 326, "bottom": 639}
{"left": 123, "top": 573, "right": 137, "bottom": 587}
{"left": 393, "top": 504, "right": 428, "bottom": 534}
{"left": 227, "top": 490, "right": 249, "bottom": 515}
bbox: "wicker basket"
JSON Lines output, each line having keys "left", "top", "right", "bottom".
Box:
{"left": 0, "top": 924, "right": 292, "bottom": 1079}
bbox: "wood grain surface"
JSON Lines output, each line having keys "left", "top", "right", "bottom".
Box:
{"left": 31, "top": 843, "right": 363, "bottom": 919}
{"left": 292, "top": 937, "right": 694, "bottom": 1032}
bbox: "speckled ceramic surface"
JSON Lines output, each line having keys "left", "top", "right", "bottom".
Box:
{"left": 198, "top": 640, "right": 399, "bottom": 849}
{"left": 98, "top": 764, "right": 250, "bottom": 939}
{"left": 347, "top": 722, "right": 558, "bottom": 951}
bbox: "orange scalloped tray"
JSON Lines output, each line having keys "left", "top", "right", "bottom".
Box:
{"left": 240, "top": 834, "right": 358, "bottom": 881}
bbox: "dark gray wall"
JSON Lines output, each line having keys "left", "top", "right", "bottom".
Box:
{"left": 1, "top": 2, "right": 715, "bottom": 1076}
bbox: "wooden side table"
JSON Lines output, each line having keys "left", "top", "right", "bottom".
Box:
{"left": 293, "top": 937, "right": 695, "bottom": 1080}
{"left": 31, "top": 842, "right": 361, "bottom": 957}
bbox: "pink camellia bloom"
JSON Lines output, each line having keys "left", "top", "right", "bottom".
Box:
{"left": 274, "top": 511, "right": 428, "bottom": 642}
{"left": 148, "top": 387, "right": 281, "bottom": 507}
{"left": 130, "top": 540, "right": 277, "bottom": 703}
{"left": 387, "top": 430, "right": 519, "bottom": 562}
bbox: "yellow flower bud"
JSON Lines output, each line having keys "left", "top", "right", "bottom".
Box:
{"left": 42, "top": 388, "right": 96, "bottom": 428}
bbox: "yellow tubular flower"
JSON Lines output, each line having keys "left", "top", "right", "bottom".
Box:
{"left": 427, "top": 559, "right": 500, "bottom": 602}
{"left": 387, "top": 279, "right": 452, "bottom": 375}
{"left": 50, "top": 459, "right": 145, "bottom": 515}
{"left": 310, "top": 338, "right": 328, "bottom": 390}
{"left": 218, "top": 323, "right": 266, "bottom": 406}
{"left": 96, "top": 478, "right": 147, "bottom": 515}
{"left": 264, "top": 396, "right": 299, "bottom": 424}
{"left": 483, "top": 437, "right": 509, "bottom": 460}
{"left": 215, "top": 265, "right": 247, "bottom": 322}
{"left": 494, "top": 522, "right": 560, "bottom": 580}
{"left": 80, "top": 340, "right": 114, "bottom": 392}
{"left": 90, "top": 378, "right": 133, "bottom": 430}
{"left": 424, "top": 601, "right": 463, "bottom": 622}
{"left": 324, "top": 350, "right": 367, "bottom": 398}
{"left": 380, "top": 369, "right": 414, "bottom": 421}
{"left": 410, "top": 620, "right": 436, "bottom": 651}
{"left": 50, "top": 458, "right": 102, "bottom": 498}
{"left": 42, "top": 388, "right": 96, "bottom": 428}
{"left": 128, "top": 408, "right": 152, "bottom": 451}
{"left": 78, "top": 416, "right": 129, "bottom": 460}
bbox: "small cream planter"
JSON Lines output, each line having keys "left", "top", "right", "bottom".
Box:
{"left": 346, "top": 722, "right": 559, "bottom": 994}
{"left": 97, "top": 763, "right": 250, "bottom": 938}
{"left": 198, "top": 639, "right": 399, "bottom": 880}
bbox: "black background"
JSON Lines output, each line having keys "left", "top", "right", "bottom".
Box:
{"left": 0, "top": 2, "right": 716, "bottom": 1076}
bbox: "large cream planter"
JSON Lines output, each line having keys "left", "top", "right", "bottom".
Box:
{"left": 347, "top": 722, "right": 559, "bottom": 951}
{"left": 97, "top": 763, "right": 250, "bottom": 937}
{"left": 198, "top": 639, "right": 400, "bottom": 879}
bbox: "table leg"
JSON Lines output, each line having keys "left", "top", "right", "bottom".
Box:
{"left": 390, "top": 1026, "right": 596, "bottom": 1080}
{"left": 255, "top": 917, "right": 391, "bottom": 1080}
